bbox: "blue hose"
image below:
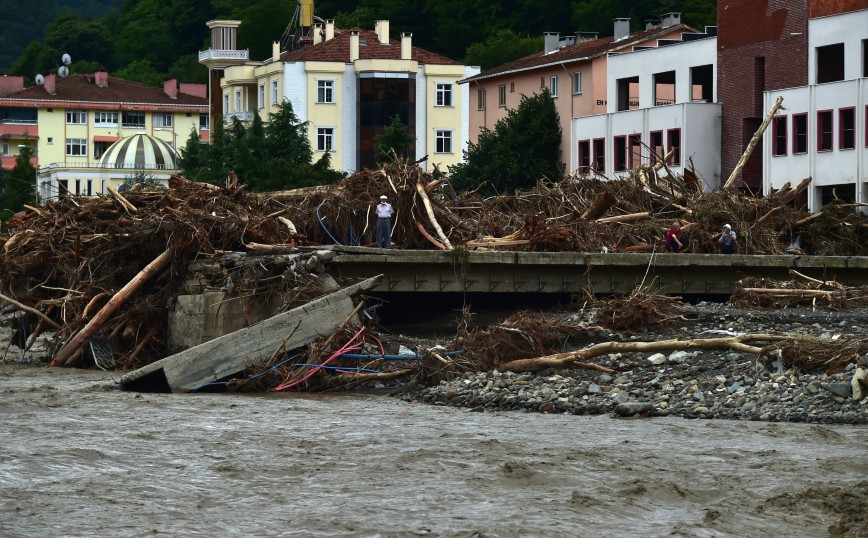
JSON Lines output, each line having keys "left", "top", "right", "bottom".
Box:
{"left": 316, "top": 201, "right": 342, "bottom": 245}
{"left": 338, "top": 350, "right": 463, "bottom": 361}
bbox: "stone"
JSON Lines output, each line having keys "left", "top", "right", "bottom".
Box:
{"left": 614, "top": 402, "right": 652, "bottom": 417}
{"left": 612, "top": 391, "right": 630, "bottom": 404}
{"left": 648, "top": 353, "right": 666, "bottom": 365}
{"left": 851, "top": 369, "right": 865, "bottom": 401}
{"left": 668, "top": 351, "right": 689, "bottom": 363}
{"left": 821, "top": 383, "right": 853, "bottom": 398}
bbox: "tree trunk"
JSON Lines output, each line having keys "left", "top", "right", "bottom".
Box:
{"left": 723, "top": 95, "right": 784, "bottom": 189}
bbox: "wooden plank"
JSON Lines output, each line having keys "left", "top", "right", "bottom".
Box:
{"left": 120, "top": 276, "right": 382, "bottom": 392}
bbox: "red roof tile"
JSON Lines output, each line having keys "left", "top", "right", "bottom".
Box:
{"left": 280, "top": 28, "right": 459, "bottom": 65}
{"left": 0, "top": 74, "right": 208, "bottom": 109}
{"left": 461, "top": 24, "right": 696, "bottom": 83}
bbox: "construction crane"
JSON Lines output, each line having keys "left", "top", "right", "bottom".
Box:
{"left": 280, "top": 0, "right": 323, "bottom": 53}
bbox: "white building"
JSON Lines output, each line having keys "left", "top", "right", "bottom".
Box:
{"left": 571, "top": 25, "right": 721, "bottom": 189}
{"left": 763, "top": 9, "right": 868, "bottom": 212}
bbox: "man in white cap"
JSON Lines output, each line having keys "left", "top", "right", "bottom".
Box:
{"left": 376, "top": 194, "right": 394, "bottom": 249}
{"left": 718, "top": 223, "right": 737, "bottom": 254}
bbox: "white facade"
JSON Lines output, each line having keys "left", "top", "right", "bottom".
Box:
{"left": 763, "top": 9, "right": 868, "bottom": 211}
{"left": 572, "top": 35, "right": 721, "bottom": 187}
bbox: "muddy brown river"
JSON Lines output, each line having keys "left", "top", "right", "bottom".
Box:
{"left": 1, "top": 365, "right": 866, "bottom": 537}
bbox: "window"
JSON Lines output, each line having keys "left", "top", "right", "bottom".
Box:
{"left": 317, "top": 80, "right": 335, "bottom": 104}
{"left": 816, "top": 43, "right": 845, "bottom": 84}
{"left": 839, "top": 108, "right": 855, "bottom": 150}
{"left": 477, "top": 88, "right": 485, "bottom": 110}
{"left": 510, "top": 82, "right": 515, "bottom": 93}
{"left": 550, "top": 76, "right": 558, "bottom": 97}
{"left": 1, "top": 142, "right": 8, "bottom": 156}
{"left": 577, "top": 140, "right": 590, "bottom": 173}
{"left": 47, "top": 137, "right": 54, "bottom": 145}
{"left": 628, "top": 134, "right": 642, "bottom": 169}
{"left": 93, "top": 141, "right": 111, "bottom": 159}
{"left": 573, "top": 72, "right": 582, "bottom": 95}
{"left": 540, "top": 77, "right": 545, "bottom": 89}
{"left": 499, "top": 85, "right": 506, "bottom": 107}
{"left": 667, "top": 129, "right": 681, "bottom": 166}
{"left": 258, "top": 84, "right": 265, "bottom": 108}
{"left": 93, "top": 111, "right": 118, "bottom": 126}
{"left": 772, "top": 116, "right": 787, "bottom": 156}
{"left": 435, "top": 83, "right": 453, "bottom": 107}
{"left": 653, "top": 71, "right": 676, "bottom": 106}
{"left": 235, "top": 90, "right": 242, "bottom": 111}
{"left": 122, "top": 111, "right": 145, "bottom": 128}
{"left": 614, "top": 136, "right": 627, "bottom": 172}
{"left": 66, "top": 138, "right": 87, "bottom": 156}
{"left": 793, "top": 113, "right": 808, "bottom": 154}
{"left": 153, "top": 113, "right": 172, "bottom": 128}
{"left": 435, "top": 129, "right": 453, "bottom": 153}
{"left": 616, "top": 76, "right": 639, "bottom": 111}
{"left": 817, "top": 110, "right": 833, "bottom": 152}
{"left": 199, "top": 113, "right": 209, "bottom": 130}
{"left": 224, "top": 93, "right": 229, "bottom": 113}
{"left": 650, "top": 131, "right": 664, "bottom": 162}
{"left": 690, "top": 64, "right": 714, "bottom": 102}
{"left": 864, "top": 39, "right": 868, "bottom": 77}
{"left": 272, "top": 80, "right": 279, "bottom": 105}
{"left": 316, "top": 127, "right": 334, "bottom": 151}
{"left": 592, "top": 138, "right": 605, "bottom": 173}
{"left": 66, "top": 109, "right": 86, "bottom": 124}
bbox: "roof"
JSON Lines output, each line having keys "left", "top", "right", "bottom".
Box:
{"left": 0, "top": 74, "right": 208, "bottom": 109}
{"left": 460, "top": 24, "right": 695, "bottom": 84}
{"left": 280, "top": 28, "right": 459, "bottom": 65}
{"left": 100, "top": 133, "right": 177, "bottom": 170}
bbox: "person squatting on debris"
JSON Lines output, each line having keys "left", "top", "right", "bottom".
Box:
{"left": 376, "top": 195, "right": 394, "bottom": 249}
{"left": 718, "top": 223, "right": 737, "bottom": 254}
{"left": 665, "top": 222, "right": 684, "bottom": 252}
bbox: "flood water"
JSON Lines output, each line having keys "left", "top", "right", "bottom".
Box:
{"left": 2, "top": 365, "right": 866, "bottom": 538}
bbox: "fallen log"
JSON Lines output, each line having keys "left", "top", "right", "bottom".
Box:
{"left": 415, "top": 180, "right": 453, "bottom": 249}
{"left": 596, "top": 212, "right": 651, "bottom": 224}
{"left": 414, "top": 220, "right": 448, "bottom": 250}
{"left": 581, "top": 191, "right": 618, "bottom": 220}
{"left": 0, "top": 292, "right": 62, "bottom": 330}
{"left": 50, "top": 248, "right": 174, "bottom": 367}
{"left": 723, "top": 95, "right": 784, "bottom": 189}
{"left": 107, "top": 185, "right": 138, "bottom": 213}
{"left": 778, "top": 177, "right": 811, "bottom": 205}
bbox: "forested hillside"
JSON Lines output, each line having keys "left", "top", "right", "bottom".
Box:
{"left": 5, "top": 0, "right": 716, "bottom": 85}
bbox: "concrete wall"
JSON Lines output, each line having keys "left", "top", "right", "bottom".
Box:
{"left": 807, "top": 9, "right": 868, "bottom": 85}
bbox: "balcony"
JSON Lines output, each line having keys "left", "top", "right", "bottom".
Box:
{"left": 223, "top": 111, "right": 254, "bottom": 123}
{"left": 1, "top": 154, "right": 38, "bottom": 171}
{"left": 198, "top": 48, "right": 250, "bottom": 62}
{"left": 0, "top": 120, "right": 39, "bottom": 139}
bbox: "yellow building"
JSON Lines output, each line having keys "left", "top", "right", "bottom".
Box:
{"left": 0, "top": 72, "right": 209, "bottom": 200}
{"left": 200, "top": 19, "right": 480, "bottom": 173}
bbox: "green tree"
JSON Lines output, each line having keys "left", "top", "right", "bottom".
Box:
{"left": 4, "top": 147, "right": 36, "bottom": 212}
{"left": 177, "top": 128, "right": 211, "bottom": 182}
{"left": 448, "top": 89, "right": 564, "bottom": 195}
{"left": 374, "top": 114, "right": 415, "bottom": 164}
{"left": 113, "top": 59, "right": 164, "bottom": 86}
{"left": 464, "top": 29, "right": 542, "bottom": 70}
{"left": 265, "top": 100, "right": 312, "bottom": 167}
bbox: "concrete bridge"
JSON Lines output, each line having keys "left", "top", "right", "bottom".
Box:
{"left": 326, "top": 246, "right": 868, "bottom": 295}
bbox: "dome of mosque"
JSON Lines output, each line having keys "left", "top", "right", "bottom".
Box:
{"left": 99, "top": 133, "right": 177, "bottom": 170}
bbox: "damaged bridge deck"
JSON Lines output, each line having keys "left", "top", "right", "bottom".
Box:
{"left": 326, "top": 247, "right": 868, "bottom": 295}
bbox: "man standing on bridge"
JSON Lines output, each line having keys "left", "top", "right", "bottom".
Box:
{"left": 376, "top": 194, "right": 394, "bottom": 249}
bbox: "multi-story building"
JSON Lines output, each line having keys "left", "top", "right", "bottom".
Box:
{"left": 200, "top": 18, "right": 479, "bottom": 173}
{"left": 760, "top": 7, "right": 868, "bottom": 211}
{"left": 0, "top": 72, "right": 209, "bottom": 199}
{"left": 458, "top": 15, "right": 696, "bottom": 172}
{"left": 571, "top": 22, "right": 720, "bottom": 187}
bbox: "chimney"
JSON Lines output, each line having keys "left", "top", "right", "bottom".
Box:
{"left": 375, "top": 20, "right": 390, "bottom": 44}
{"left": 544, "top": 32, "right": 560, "bottom": 54}
{"left": 94, "top": 71, "right": 108, "bottom": 87}
{"left": 0, "top": 75, "right": 24, "bottom": 97}
{"left": 325, "top": 19, "right": 335, "bottom": 41}
{"left": 401, "top": 32, "right": 412, "bottom": 60}
{"left": 576, "top": 32, "right": 599, "bottom": 43}
{"left": 163, "top": 79, "right": 178, "bottom": 99}
{"left": 272, "top": 41, "right": 280, "bottom": 61}
{"left": 661, "top": 13, "right": 682, "bottom": 28}
{"left": 313, "top": 23, "right": 323, "bottom": 45}
{"left": 645, "top": 19, "right": 660, "bottom": 30}
{"left": 179, "top": 83, "right": 207, "bottom": 98}
{"left": 350, "top": 31, "right": 360, "bottom": 62}
{"left": 613, "top": 18, "right": 630, "bottom": 41}
{"left": 44, "top": 73, "right": 56, "bottom": 95}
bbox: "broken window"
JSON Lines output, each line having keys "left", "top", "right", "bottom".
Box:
{"left": 772, "top": 116, "right": 787, "bottom": 156}
{"left": 650, "top": 131, "right": 664, "bottom": 162}
{"left": 628, "top": 134, "right": 642, "bottom": 169}
{"left": 816, "top": 43, "right": 845, "bottom": 84}
{"left": 614, "top": 135, "right": 627, "bottom": 171}
{"left": 793, "top": 113, "right": 808, "bottom": 154}
{"left": 593, "top": 138, "right": 605, "bottom": 173}
{"left": 839, "top": 108, "right": 855, "bottom": 150}
{"left": 616, "top": 76, "right": 639, "bottom": 111}
{"left": 817, "top": 110, "right": 833, "bottom": 152}
{"left": 690, "top": 64, "right": 713, "bottom": 102}
{"left": 667, "top": 129, "right": 681, "bottom": 166}
{"left": 653, "top": 70, "right": 675, "bottom": 106}
{"left": 578, "top": 140, "right": 590, "bottom": 173}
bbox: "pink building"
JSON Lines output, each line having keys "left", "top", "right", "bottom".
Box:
{"left": 459, "top": 15, "right": 695, "bottom": 169}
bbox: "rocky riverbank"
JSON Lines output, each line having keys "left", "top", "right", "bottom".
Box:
{"left": 401, "top": 302, "right": 868, "bottom": 424}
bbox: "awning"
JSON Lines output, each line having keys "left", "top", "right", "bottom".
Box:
{"left": 93, "top": 135, "right": 119, "bottom": 143}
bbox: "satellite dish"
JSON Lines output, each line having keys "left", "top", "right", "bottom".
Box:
{"left": 35, "top": 74, "right": 45, "bottom": 85}
{"left": 62, "top": 53, "right": 72, "bottom": 66}
{"left": 58, "top": 66, "right": 69, "bottom": 78}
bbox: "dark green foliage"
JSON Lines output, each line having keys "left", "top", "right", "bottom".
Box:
{"left": 464, "top": 29, "right": 543, "bottom": 71}
{"left": 3, "top": 147, "right": 36, "bottom": 213}
{"left": 374, "top": 115, "right": 416, "bottom": 165}
{"left": 448, "top": 90, "right": 564, "bottom": 195}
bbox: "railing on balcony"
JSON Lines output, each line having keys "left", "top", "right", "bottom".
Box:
{"left": 0, "top": 119, "right": 38, "bottom": 125}
{"left": 223, "top": 111, "right": 254, "bottom": 123}
{"left": 198, "top": 49, "right": 250, "bottom": 62}
{"left": 42, "top": 161, "right": 178, "bottom": 170}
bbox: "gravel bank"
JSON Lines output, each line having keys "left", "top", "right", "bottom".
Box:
{"left": 401, "top": 302, "right": 868, "bottom": 424}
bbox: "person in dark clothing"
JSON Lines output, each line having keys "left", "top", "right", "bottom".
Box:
{"left": 375, "top": 195, "right": 394, "bottom": 249}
